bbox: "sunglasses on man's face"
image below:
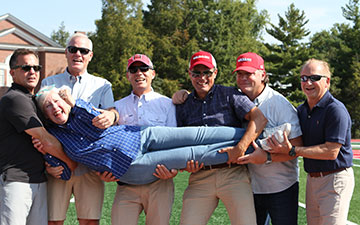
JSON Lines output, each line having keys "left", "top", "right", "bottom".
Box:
{"left": 128, "top": 66, "right": 151, "bottom": 74}
{"left": 190, "top": 70, "right": 215, "bottom": 78}
{"left": 12, "top": 65, "right": 42, "bottom": 72}
{"left": 67, "top": 46, "right": 91, "bottom": 55}
{"left": 300, "top": 75, "right": 327, "bottom": 82}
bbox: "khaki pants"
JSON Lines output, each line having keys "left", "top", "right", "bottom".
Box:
{"left": 180, "top": 166, "right": 256, "bottom": 225}
{"left": 306, "top": 167, "right": 354, "bottom": 225}
{"left": 111, "top": 179, "right": 174, "bottom": 225}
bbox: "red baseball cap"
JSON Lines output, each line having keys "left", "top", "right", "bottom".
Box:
{"left": 189, "top": 51, "right": 217, "bottom": 70}
{"left": 127, "top": 54, "right": 154, "bottom": 70}
{"left": 233, "top": 52, "right": 265, "bottom": 73}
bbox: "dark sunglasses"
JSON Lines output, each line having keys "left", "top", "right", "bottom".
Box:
{"left": 300, "top": 75, "right": 327, "bottom": 82}
{"left": 12, "top": 65, "right": 42, "bottom": 72}
{"left": 190, "top": 70, "right": 215, "bottom": 78}
{"left": 128, "top": 66, "right": 152, "bottom": 74}
{"left": 67, "top": 46, "right": 91, "bottom": 55}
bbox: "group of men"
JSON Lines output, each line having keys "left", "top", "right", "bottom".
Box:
{"left": 0, "top": 32, "right": 354, "bottom": 225}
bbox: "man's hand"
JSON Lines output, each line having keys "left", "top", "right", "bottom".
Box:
{"left": 218, "top": 146, "right": 245, "bottom": 164}
{"left": 153, "top": 165, "right": 178, "bottom": 179}
{"left": 96, "top": 171, "right": 120, "bottom": 182}
{"left": 32, "top": 137, "right": 46, "bottom": 154}
{"left": 92, "top": 109, "right": 115, "bottom": 129}
{"left": 59, "top": 88, "right": 75, "bottom": 108}
{"left": 237, "top": 141, "right": 267, "bottom": 164}
{"left": 45, "top": 163, "right": 64, "bottom": 179}
{"left": 172, "top": 89, "right": 190, "bottom": 105}
{"left": 180, "top": 160, "right": 204, "bottom": 173}
{"left": 267, "top": 132, "right": 292, "bottom": 154}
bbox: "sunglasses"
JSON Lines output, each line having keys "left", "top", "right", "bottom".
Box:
{"left": 67, "top": 46, "right": 91, "bottom": 55}
{"left": 128, "top": 66, "right": 152, "bottom": 74}
{"left": 190, "top": 70, "right": 215, "bottom": 78}
{"left": 300, "top": 75, "right": 327, "bottom": 82}
{"left": 12, "top": 64, "right": 42, "bottom": 72}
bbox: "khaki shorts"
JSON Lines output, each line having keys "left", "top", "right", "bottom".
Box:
{"left": 47, "top": 171, "right": 104, "bottom": 221}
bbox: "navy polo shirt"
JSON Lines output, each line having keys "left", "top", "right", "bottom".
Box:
{"left": 176, "top": 85, "right": 254, "bottom": 127}
{"left": 298, "top": 91, "right": 353, "bottom": 173}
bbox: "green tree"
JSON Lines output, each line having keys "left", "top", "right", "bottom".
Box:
{"left": 89, "top": 0, "right": 152, "bottom": 100}
{"left": 143, "top": 0, "right": 267, "bottom": 92}
{"left": 50, "top": 21, "right": 70, "bottom": 47}
{"left": 264, "top": 3, "right": 311, "bottom": 106}
{"left": 185, "top": 0, "right": 267, "bottom": 86}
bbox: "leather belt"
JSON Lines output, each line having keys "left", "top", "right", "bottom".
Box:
{"left": 202, "top": 163, "right": 241, "bottom": 170}
{"left": 308, "top": 168, "right": 346, "bottom": 178}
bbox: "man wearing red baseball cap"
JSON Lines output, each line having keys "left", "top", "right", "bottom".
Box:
{"left": 112, "top": 54, "right": 177, "bottom": 225}
{"left": 176, "top": 50, "right": 267, "bottom": 224}
{"left": 235, "top": 52, "right": 303, "bottom": 225}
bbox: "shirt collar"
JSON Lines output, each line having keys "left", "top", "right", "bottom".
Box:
{"left": 304, "top": 90, "right": 331, "bottom": 111}
{"left": 130, "top": 88, "right": 155, "bottom": 103}
{"left": 11, "top": 83, "right": 32, "bottom": 96}
{"left": 190, "top": 84, "right": 216, "bottom": 100}
{"left": 65, "top": 68, "right": 89, "bottom": 83}
{"left": 253, "top": 85, "right": 269, "bottom": 106}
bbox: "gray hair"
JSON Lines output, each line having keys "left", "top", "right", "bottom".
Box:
{"left": 35, "top": 85, "right": 59, "bottom": 112}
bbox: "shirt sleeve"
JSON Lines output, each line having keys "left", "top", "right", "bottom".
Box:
{"left": 324, "top": 103, "right": 350, "bottom": 145}
{"left": 3, "top": 95, "right": 42, "bottom": 133}
{"left": 165, "top": 103, "right": 177, "bottom": 127}
{"left": 232, "top": 89, "right": 256, "bottom": 120}
{"left": 99, "top": 81, "right": 115, "bottom": 109}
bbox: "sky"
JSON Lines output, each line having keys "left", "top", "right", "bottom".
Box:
{"left": 0, "top": 0, "right": 351, "bottom": 44}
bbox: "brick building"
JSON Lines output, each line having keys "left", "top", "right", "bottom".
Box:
{"left": 0, "top": 13, "right": 67, "bottom": 97}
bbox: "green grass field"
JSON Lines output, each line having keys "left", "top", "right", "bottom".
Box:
{"left": 64, "top": 158, "right": 360, "bottom": 225}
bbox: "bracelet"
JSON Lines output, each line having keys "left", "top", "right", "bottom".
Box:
{"left": 113, "top": 111, "right": 118, "bottom": 124}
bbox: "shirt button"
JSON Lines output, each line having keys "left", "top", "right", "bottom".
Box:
{"left": 308, "top": 115, "right": 311, "bottom": 118}
{"left": 101, "top": 145, "right": 104, "bottom": 147}
{"left": 203, "top": 101, "right": 206, "bottom": 104}
{"left": 80, "top": 137, "right": 83, "bottom": 140}
{"left": 90, "top": 143, "right": 93, "bottom": 146}
{"left": 113, "top": 148, "right": 117, "bottom": 152}
{"left": 203, "top": 113, "right": 206, "bottom": 116}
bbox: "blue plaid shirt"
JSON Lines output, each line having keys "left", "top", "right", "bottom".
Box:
{"left": 47, "top": 99, "right": 141, "bottom": 178}
{"left": 176, "top": 85, "right": 255, "bottom": 127}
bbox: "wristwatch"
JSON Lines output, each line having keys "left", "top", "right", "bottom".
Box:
{"left": 289, "top": 146, "right": 296, "bottom": 157}
{"left": 265, "top": 151, "right": 272, "bottom": 164}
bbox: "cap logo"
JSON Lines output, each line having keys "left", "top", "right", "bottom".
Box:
{"left": 134, "top": 54, "right": 142, "bottom": 59}
{"left": 193, "top": 55, "right": 210, "bottom": 60}
{"left": 238, "top": 58, "right": 252, "bottom": 62}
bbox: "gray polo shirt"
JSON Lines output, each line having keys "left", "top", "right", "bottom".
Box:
{"left": 247, "top": 85, "right": 302, "bottom": 194}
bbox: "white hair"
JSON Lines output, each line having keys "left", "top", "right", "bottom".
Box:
{"left": 66, "top": 33, "right": 93, "bottom": 51}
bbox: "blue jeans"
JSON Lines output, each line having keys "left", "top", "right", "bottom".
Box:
{"left": 253, "top": 182, "right": 299, "bottom": 225}
{"left": 119, "top": 126, "right": 246, "bottom": 184}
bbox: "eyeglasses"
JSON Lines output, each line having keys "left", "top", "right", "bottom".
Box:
{"left": 300, "top": 75, "right": 327, "bottom": 82}
{"left": 67, "top": 46, "right": 91, "bottom": 55}
{"left": 12, "top": 65, "right": 42, "bottom": 72}
{"left": 128, "top": 66, "right": 152, "bottom": 74}
{"left": 190, "top": 70, "right": 215, "bottom": 78}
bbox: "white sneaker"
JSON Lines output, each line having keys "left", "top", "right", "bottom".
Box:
{"left": 258, "top": 123, "right": 291, "bottom": 150}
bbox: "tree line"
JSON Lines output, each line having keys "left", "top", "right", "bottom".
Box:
{"left": 51, "top": 0, "right": 360, "bottom": 138}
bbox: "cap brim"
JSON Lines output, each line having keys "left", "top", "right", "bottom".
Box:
{"left": 190, "top": 61, "right": 214, "bottom": 70}
{"left": 127, "top": 59, "right": 152, "bottom": 70}
{"left": 232, "top": 66, "right": 258, "bottom": 74}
